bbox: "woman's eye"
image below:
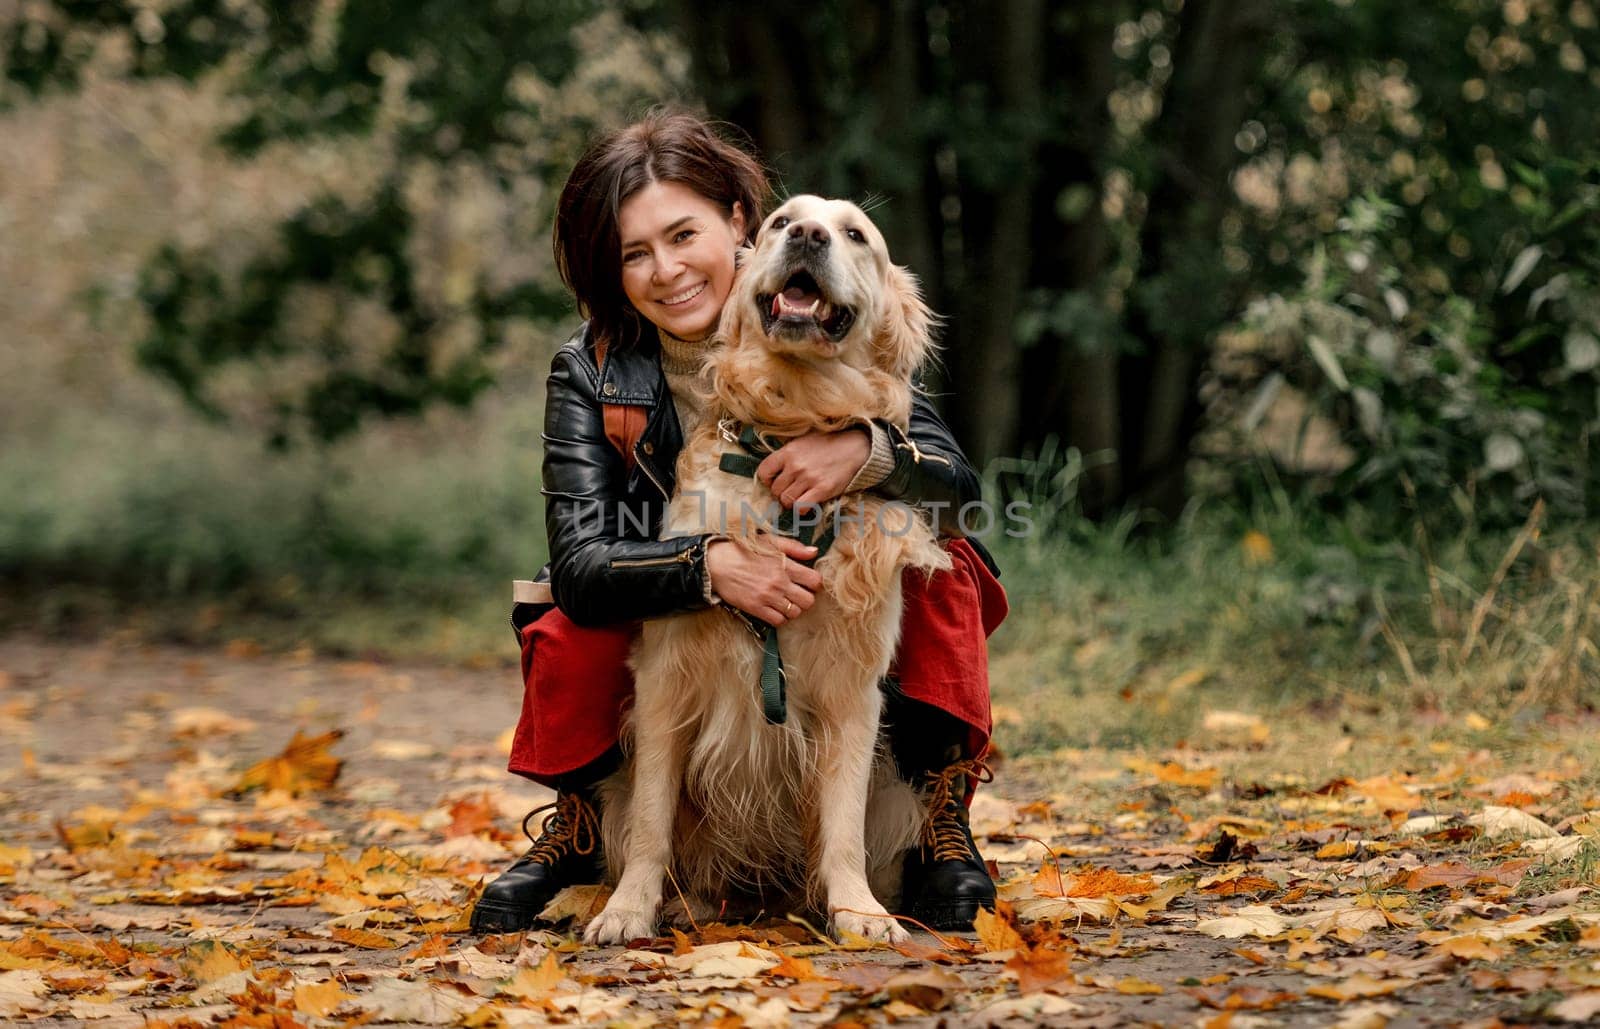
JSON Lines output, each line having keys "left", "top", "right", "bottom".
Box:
{"left": 673, "top": 229, "right": 697, "bottom": 244}
{"left": 622, "top": 250, "right": 646, "bottom": 264}
{"left": 770, "top": 216, "right": 790, "bottom": 231}
{"left": 845, "top": 228, "right": 866, "bottom": 244}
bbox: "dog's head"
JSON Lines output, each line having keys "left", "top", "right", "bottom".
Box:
{"left": 719, "top": 195, "right": 933, "bottom": 383}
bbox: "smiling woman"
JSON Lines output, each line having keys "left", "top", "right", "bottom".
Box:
{"left": 618, "top": 181, "right": 745, "bottom": 343}
{"left": 471, "top": 110, "right": 1010, "bottom": 940}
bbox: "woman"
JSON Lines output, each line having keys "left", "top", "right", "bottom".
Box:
{"left": 470, "top": 110, "right": 1008, "bottom": 936}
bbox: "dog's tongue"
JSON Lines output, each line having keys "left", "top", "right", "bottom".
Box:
{"left": 782, "top": 284, "right": 819, "bottom": 305}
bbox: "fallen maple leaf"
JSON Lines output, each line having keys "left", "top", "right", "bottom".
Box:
{"left": 1060, "top": 868, "right": 1156, "bottom": 899}
{"left": 1187, "top": 984, "right": 1299, "bottom": 1010}
{"left": 228, "top": 729, "right": 344, "bottom": 796}
{"left": 500, "top": 953, "right": 566, "bottom": 1001}
{"left": 1306, "top": 974, "right": 1410, "bottom": 1001}
{"left": 292, "top": 979, "right": 351, "bottom": 1017}
{"left": 180, "top": 940, "right": 249, "bottom": 983}
{"left": 1469, "top": 805, "right": 1558, "bottom": 839}
{"left": 1194, "top": 905, "right": 1289, "bottom": 939}
{"left": 535, "top": 884, "right": 611, "bottom": 926}
{"left": 1004, "top": 944, "right": 1074, "bottom": 995}
{"left": 974, "top": 904, "right": 1025, "bottom": 953}
{"left": 0, "top": 970, "right": 49, "bottom": 1018}
{"left": 885, "top": 966, "right": 964, "bottom": 1011}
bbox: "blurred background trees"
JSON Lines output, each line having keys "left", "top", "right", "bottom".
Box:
{"left": 2, "top": 0, "right": 1597, "bottom": 599}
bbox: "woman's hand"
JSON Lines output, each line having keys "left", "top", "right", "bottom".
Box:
{"left": 706, "top": 535, "right": 823, "bottom": 626}
{"left": 756, "top": 427, "right": 871, "bottom": 510}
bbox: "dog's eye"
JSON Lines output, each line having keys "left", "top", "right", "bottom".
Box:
{"left": 845, "top": 228, "right": 866, "bottom": 244}
{"left": 770, "top": 216, "right": 790, "bottom": 232}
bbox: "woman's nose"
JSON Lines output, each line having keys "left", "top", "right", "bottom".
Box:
{"left": 653, "top": 249, "right": 684, "bottom": 283}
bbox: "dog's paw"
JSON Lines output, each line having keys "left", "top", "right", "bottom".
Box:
{"left": 831, "top": 908, "right": 910, "bottom": 946}
{"left": 583, "top": 906, "right": 657, "bottom": 947}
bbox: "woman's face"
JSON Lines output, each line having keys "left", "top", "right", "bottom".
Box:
{"left": 618, "top": 180, "right": 746, "bottom": 343}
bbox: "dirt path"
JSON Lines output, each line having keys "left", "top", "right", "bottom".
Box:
{"left": 2, "top": 634, "right": 1599, "bottom": 1027}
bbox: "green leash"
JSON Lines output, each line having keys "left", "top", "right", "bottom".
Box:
{"left": 717, "top": 425, "right": 838, "bottom": 725}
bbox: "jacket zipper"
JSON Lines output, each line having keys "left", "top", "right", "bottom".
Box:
{"left": 609, "top": 550, "right": 694, "bottom": 570}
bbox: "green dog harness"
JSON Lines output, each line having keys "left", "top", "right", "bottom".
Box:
{"left": 716, "top": 423, "right": 839, "bottom": 725}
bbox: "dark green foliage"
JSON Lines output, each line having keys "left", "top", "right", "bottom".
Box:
{"left": 5, "top": 0, "right": 603, "bottom": 446}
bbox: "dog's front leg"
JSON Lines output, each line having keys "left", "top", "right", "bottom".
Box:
{"left": 583, "top": 714, "right": 683, "bottom": 946}
{"left": 814, "top": 690, "right": 910, "bottom": 945}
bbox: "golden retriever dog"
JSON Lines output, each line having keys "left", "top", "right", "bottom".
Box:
{"left": 583, "top": 195, "right": 952, "bottom": 946}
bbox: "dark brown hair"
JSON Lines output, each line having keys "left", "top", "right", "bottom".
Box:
{"left": 553, "top": 109, "right": 770, "bottom": 353}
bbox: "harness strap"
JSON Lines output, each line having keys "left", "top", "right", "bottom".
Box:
{"left": 717, "top": 423, "right": 844, "bottom": 725}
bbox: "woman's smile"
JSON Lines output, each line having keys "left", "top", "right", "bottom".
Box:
{"left": 659, "top": 282, "right": 707, "bottom": 306}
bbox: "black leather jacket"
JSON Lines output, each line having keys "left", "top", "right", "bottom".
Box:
{"left": 538, "top": 324, "right": 997, "bottom": 627}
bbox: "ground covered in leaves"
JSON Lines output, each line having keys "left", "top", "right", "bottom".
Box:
{"left": 3, "top": 634, "right": 1600, "bottom": 1027}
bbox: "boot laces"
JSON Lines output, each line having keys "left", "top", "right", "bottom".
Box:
{"left": 520, "top": 791, "right": 599, "bottom": 864}
{"left": 918, "top": 758, "right": 993, "bottom": 862}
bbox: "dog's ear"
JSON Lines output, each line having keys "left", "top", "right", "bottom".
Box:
{"left": 875, "top": 263, "right": 935, "bottom": 381}
{"left": 715, "top": 260, "right": 756, "bottom": 348}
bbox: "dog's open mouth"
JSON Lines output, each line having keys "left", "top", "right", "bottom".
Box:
{"left": 756, "top": 269, "right": 856, "bottom": 343}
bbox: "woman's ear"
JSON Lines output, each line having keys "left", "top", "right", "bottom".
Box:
{"left": 875, "top": 263, "right": 935, "bottom": 380}
{"left": 729, "top": 201, "right": 747, "bottom": 244}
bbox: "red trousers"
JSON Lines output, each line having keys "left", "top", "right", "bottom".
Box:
{"left": 507, "top": 538, "right": 1008, "bottom": 785}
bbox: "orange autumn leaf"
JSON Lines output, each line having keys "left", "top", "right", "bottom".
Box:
{"left": 228, "top": 729, "right": 344, "bottom": 797}
{"left": 329, "top": 927, "right": 399, "bottom": 950}
{"left": 444, "top": 793, "right": 499, "bottom": 838}
{"left": 1063, "top": 868, "right": 1156, "bottom": 899}
{"left": 769, "top": 954, "right": 831, "bottom": 981}
{"left": 1187, "top": 985, "right": 1300, "bottom": 1010}
{"left": 1202, "top": 876, "right": 1278, "bottom": 897}
{"left": 974, "top": 903, "right": 1025, "bottom": 954}
{"left": 1305, "top": 973, "right": 1410, "bottom": 1001}
{"left": 1158, "top": 763, "right": 1217, "bottom": 789}
{"left": 1005, "top": 945, "right": 1074, "bottom": 995}
{"left": 292, "top": 979, "right": 351, "bottom": 1017}
{"left": 1115, "top": 976, "right": 1165, "bottom": 995}
{"left": 1435, "top": 935, "right": 1506, "bottom": 961}
{"left": 500, "top": 953, "right": 565, "bottom": 1002}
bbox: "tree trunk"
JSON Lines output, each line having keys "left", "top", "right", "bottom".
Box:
{"left": 942, "top": 0, "right": 1045, "bottom": 467}
{"left": 1121, "top": 0, "right": 1271, "bottom": 518}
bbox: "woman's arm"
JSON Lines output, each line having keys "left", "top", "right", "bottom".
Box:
{"left": 869, "top": 389, "right": 983, "bottom": 527}
{"left": 542, "top": 346, "right": 713, "bottom": 627}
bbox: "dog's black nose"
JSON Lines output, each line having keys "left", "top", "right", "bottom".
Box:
{"left": 786, "top": 220, "right": 830, "bottom": 250}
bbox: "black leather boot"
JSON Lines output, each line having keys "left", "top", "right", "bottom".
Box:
{"left": 899, "top": 756, "right": 997, "bottom": 931}
{"left": 470, "top": 785, "right": 604, "bottom": 933}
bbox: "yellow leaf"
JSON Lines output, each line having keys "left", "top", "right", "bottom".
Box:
{"left": 1241, "top": 530, "right": 1273, "bottom": 565}
{"left": 229, "top": 729, "right": 344, "bottom": 796}
{"left": 974, "top": 904, "right": 1025, "bottom": 954}
{"left": 1316, "top": 841, "right": 1361, "bottom": 860}
{"left": 293, "top": 979, "right": 351, "bottom": 1017}
{"left": 1306, "top": 974, "right": 1409, "bottom": 1001}
{"left": 181, "top": 941, "right": 248, "bottom": 984}
{"left": 536, "top": 884, "right": 612, "bottom": 926}
{"left": 330, "top": 927, "right": 400, "bottom": 950}
{"left": 1116, "top": 977, "right": 1165, "bottom": 994}
{"left": 500, "top": 953, "right": 565, "bottom": 1002}
{"left": 1435, "top": 935, "right": 1505, "bottom": 961}
{"left": 1194, "top": 905, "right": 1289, "bottom": 939}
